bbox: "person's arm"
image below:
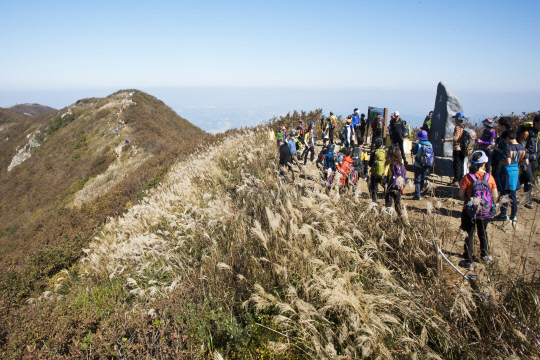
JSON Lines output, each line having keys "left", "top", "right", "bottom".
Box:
{"left": 491, "top": 187, "right": 498, "bottom": 202}
{"left": 498, "top": 158, "right": 511, "bottom": 168}
{"left": 412, "top": 144, "right": 419, "bottom": 156}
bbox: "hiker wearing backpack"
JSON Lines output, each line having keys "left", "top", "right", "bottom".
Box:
{"left": 278, "top": 139, "right": 295, "bottom": 182}
{"left": 329, "top": 112, "right": 337, "bottom": 144}
{"left": 369, "top": 137, "right": 387, "bottom": 202}
{"left": 442, "top": 112, "right": 466, "bottom": 185}
{"left": 352, "top": 138, "right": 368, "bottom": 181}
{"left": 458, "top": 150, "right": 498, "bottom": 270}
{"left": 336, "top": 150, "right": 355, "bottom": 187}
{"left": 517, "top": 114, "right": 540, "bottom": 209}
{"left": 475, "top": 118, "right": 497, "bottom": 174}
{"left": 287, "top": 130, "right": 303, "bottom": 171}
{"left": 412, "top": 130, "right": 434, "bottom": 200}
{"left": 370, "top": 114, "right": 385, "bottom": 150}
{"left": 493, "top": 130, "right": 529, "bottom": 222}
{"left": 303, "top": 123, "right": 316, "bottom": 165}
{"left": 297, "top": 119, "right": 306, "bottom": 138}
{"left": 389, "top": 111, "right": 408, "bottom": 165}
{"left": 384, "top": 144, "right": 406, "bottom": 216}
{"left": 421, "top": 111, "right": 433, "bottom": 135}
{"left": 491, "top": 117, "right": 512, "bottom": 191}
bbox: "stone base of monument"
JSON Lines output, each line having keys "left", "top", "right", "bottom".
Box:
{"left": 433, "top": 156, "right": 454, "bottom": 178}
{"left": 433, "top": 156, "right": 470, "bottom": 179}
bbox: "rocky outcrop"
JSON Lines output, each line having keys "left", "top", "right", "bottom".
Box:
{"left": 7, "top": 131, "right": 42, "bottom": 171}
{"left": 430, "top": 81, "right": 464, "bottom": 157}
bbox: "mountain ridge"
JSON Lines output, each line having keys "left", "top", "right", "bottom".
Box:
{"left": 7, "top": 103, "right": 57, "bottom": 117}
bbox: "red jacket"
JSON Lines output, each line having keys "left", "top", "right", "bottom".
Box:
{"left": 337, "top": 156, "right": 354, "bottom": 185}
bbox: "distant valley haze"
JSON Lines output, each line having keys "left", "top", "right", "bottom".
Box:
{"left": 1, "top": 86, "right": 538, "bottom": 134}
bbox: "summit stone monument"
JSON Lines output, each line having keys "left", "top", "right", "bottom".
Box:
{"left": 430, "top": 81, "right": 464, "bottom": 176}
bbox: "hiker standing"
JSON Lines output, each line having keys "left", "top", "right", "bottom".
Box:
{"left": 352, "top": 108, "right": 362, "bottom": 145}
{"left": 276, "top": 126, "right": 285, "bottom": 143}
{"left": 475, "top": 118, "right": 497, "bottom": 174}
{"left": 370, "top": 114, "right": 385, "bottom": 150}
{"left": 336, "top": 151, "right": 354, "bottom": 187}
{"left": 384, "top": 144, "right": 405, "bottom": 216}
{"left": 441, "top": 112, "right": 466, "bottom": 185}
{"left": 518, "top": 114, "right": 540, "bottom": 209}
{"left": 389, "top": 111, "right": 408, "bottom": 165}
{"left": 421, "top": 111, "right": 433, "bottom": 135}
{"left": 342, "top": 116, "right": 355, "bottom": 148}
{"left": 303, "top": 123, "right": 316, "bottom": 165}
{"left": 278, "top": 139, "right": 295, "bottom": 182}
{"left": 494, "top": 130, "right": 528, "bottom": 222}
{"left": 369, "top": 137, "right": 387, "bottom": 202}
{"left": 329, "top": 112, "right": 336, "bottom": 144}
{"left": 360, "top": 113, "right": 367, "bottom": 141}
{"left": 458, "top": 150, "right": 498, "bottom": 271}
{"left": 268, "top": 128, "right": 276, "bottom": 141}
{"left": 491, "top": 117, "right": 512, "bottom": 191}
{"left": 287, "top": 130, "right": 303, "bottom": 171}
{"left": 412, "top": 130, "right": 434, "bottom": 200}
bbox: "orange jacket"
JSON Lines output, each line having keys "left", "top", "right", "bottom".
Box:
{"left": 337, "top": 156, "right": 354, "bottom": 185}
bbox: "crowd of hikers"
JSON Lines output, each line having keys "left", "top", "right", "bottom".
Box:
{"left": 271, "top": 109, "right": 540, "bottom": 271}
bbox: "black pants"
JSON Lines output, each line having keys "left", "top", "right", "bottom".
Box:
{"left": 329, "top": 127, "right": 334, "bottom": 144}
{"left": 370, "top": 175, "right": 384, "bottom": 202}
{"left": 392, "top": 137, "right": 407, "bottom": 163}
{"left": 460, "top": 212, "right": 489, "bottom": 262}
{"left": 481, "top": 149, "right": 493, "bottom": 174}
{"left": 385, "top": 189, "right": 402, "bottom": 216}
{"left": 304, "top": 147, "right": 315, "bottom": 164}
{"left": 453, "top": 150, "right": 465, "bottom": 182}
{"left": 360, "top": 126, "right": 366, "bottom": 140}
{"left": 279, "top": 163, "right": 295, "bottom": 181}
{"left": 520, "top": 161, "right": 537, "bottom": 193}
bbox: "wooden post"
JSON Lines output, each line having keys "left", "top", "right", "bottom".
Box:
{"left": 433, "top": 238, "right": 442, "bottom": 278}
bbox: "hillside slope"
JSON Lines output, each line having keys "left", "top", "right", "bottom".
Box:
{"left": 0, "top": 90, "right": 209, "bottom": 301}
{"left": 8, "top": 103, "right": 57, "bottom": 117}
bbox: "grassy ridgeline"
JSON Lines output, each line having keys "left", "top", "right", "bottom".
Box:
{"left": 3, "top": 127, "right": 539, "bottom": 359}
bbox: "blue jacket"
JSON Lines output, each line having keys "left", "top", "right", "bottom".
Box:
{"left": 352, "top": 114, "right": 361, "bottom": 128}
{"left": 287, "top": 138, "right": 297, "bottom": 155}
{"left": 413, "top": 140, "right": 432, "bottom": 168}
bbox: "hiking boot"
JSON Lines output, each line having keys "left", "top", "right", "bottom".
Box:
{"left": 450, "top": 179, "right": 459, "bottom": 186}
{"left": 458, "top": 259, "right": 474, "bottom": 271}
{"left": 412, "top": 196, "right": 421, "bottom": 201}
{"left": 493, "top": 213, "right": 508, "bottom": 221}
{"left": 481, "top": 255, "right": 493, "bottom": 264}
{"left": 510, "top": 215, "right": 517, "bottom": 222}
{"left": 524, "top": 202, "right": 534, "bottom": 209}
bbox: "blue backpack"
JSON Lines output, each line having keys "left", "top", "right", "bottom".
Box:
{"left": 417, "top": 144, "right": 434, "bottom": 167}
{"left": 464, "top": 173, "right": 496, "bottom": 219}
{"left": 325, "top": 144, "right": 336, "bottom": 170}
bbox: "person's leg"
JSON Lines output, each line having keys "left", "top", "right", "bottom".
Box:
{"left": 485, "top": 151, "right": 492, "bottom": 174}
{"left": 329, "top": 128, "right": 334, "bottom": 144}
{"left": 397, "top": 138, "right": 407, "bottom": 163}
{"left": 413, "top": 166, "right": 422, "bottom": 199}
{"left": 509, "top": 190, "right": 518, "bottom": 219}
{"left": 394, "top": 192, "right": 402, "bottom": 216}
{"left": 499, "top": 189, "right": 509, "bottom": 217}
{"left": 288, "top": 164, "right": 295, "bottom": 181}
{"left": 309, "top": 147, "right": 315, "bottom": 162}
{"left": 460, "top": 212, "right": 475, "bottom": 263}
{"left": 370, "top": 175, "right": 378, "bottom": 202}
{"left": 476, "top": 218, "right": 489, "bottom": 258}
{"left": 385, "top": 189, "right": 393, "bottom": 207}
{"left": 523, "top": 162, "right": 536, "bottom": 207}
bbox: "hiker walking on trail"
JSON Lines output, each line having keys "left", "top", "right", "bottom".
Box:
{"left": 336, "top": 150, "right": 355, "bottom": 187}
{"left": 491, "top": 117, "right": 512, "bottom": 191}
{"left": 412, "top": 130, "right": 434, "bottom": 200}
{"left": 384, "top": 144, "right": 406, "bottom": 216}
{"left": 276, "top": 126, "right": 285, "bottom": 143}
{"left": 303, "top": 123, "right": 316, "bottom": 165}
{"left": 421, "top": 111, "right": 433, "bottom": 135}
{"left": 389, "top": 111, "right": 408, "bottom": 165}
{"left": 475, "top": 118, "right": 497, "bottom": 174}
{"left": 369, "top": 137, "right": 387, "bottom": 202}
{"left": 518, "top": 114, "right": 540, "bottom": 209}
{"left": 441, "top": 112, "right": 466, "bottom": 185}
{"left": 297, "top": 119, "right": 306, "bottom": 138}
{"left": 278, "top": 139, "right": 295, "bottom": 182}
{"left": 458, "top": 150, "right": 498, "bottom": 271}
{"left": 494, "top": 130, "right": 528, "bottom": 222}
{"left": 287, "top": 130, "right": 303, "bottom": 171}
{"left": 352, "top": 138, "right": 368, "bottom": 181}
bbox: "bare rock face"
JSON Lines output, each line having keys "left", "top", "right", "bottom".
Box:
{"left": 430, "top": 81, "right": 463, "bottom": 157}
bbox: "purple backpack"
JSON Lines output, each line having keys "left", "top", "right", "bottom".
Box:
{"left": 389, "top": 164, "right": 407, "bottom": 190}
{"left": 464, "top": 173, "right": 495, "bottom": 219}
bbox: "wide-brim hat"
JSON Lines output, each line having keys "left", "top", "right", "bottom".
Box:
{"left": 482, "top": 118, "right": 494, "bottom": 127}
{"left": 453, "top": 112, "right": 465, "bottom": 121}
{"left": 416, "top": 130, "right": 429, "bottom": 141}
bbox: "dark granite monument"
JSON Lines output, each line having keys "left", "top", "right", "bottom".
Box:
{"left": 430, "top": 82, "right": 464, "bottom": 177}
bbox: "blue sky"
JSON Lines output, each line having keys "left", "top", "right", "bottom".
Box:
{"left": 1, "top": 0, "right": 539, "bottom": 131}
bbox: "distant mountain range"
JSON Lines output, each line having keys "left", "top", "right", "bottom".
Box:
{"left": 8, "top": 103, "right": 57, "bottom": 117}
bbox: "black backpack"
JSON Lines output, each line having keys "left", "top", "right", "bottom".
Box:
{"left": 352, "top": 147, "right": 364, "bottom": 174}
{"left": 339, "top": 125, "right": 347, "bottom": 141}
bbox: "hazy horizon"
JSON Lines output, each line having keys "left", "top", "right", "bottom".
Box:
{"left": 1, "top": 86, "right": 538, "bottom": 133}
